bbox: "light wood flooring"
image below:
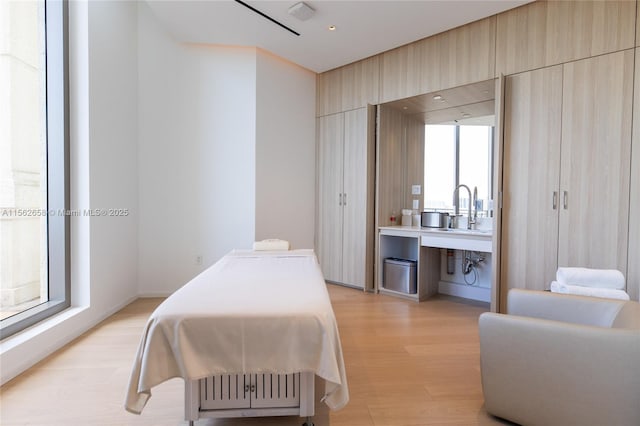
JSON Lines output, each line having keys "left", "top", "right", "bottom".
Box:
{"left": 0, "top": 284, "right": 513, "bottom": 426}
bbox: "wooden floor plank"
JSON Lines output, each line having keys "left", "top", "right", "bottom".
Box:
{"left": 0, "top": 284, "right": 513, "bottom": 425}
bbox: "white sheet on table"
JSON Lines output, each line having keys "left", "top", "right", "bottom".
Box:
{"left": 125, "top": 249, "right": 348, "bottom": 414}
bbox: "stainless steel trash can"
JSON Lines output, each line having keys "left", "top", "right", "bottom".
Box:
{"left": 383, "top": 258, "right": 417, "bottom": 294}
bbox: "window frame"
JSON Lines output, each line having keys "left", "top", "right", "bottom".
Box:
{"left": 1, "top": 0, "right": 70, "bottom": 340}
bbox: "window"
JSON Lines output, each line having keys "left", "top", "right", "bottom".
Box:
{"left": 0, "top": 0, "right": 69, "bottom": 339}
{"left": 424, "top": 124, "right": 493, "bottom": 217}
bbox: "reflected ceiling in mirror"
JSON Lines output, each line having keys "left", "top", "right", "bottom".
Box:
{"left": 384, "top": 79, "right": 495, "bottom": 125}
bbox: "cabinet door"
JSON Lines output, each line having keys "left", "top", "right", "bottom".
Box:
{"left": 342, "top": 108, "right": 371, "bottom": 288}
{"left": 501, "top": 65, "right": 563, "bottom": 294}
{"left": 559, "top": 51, "right": 633, "bottom": 273}
{"left": 317, "top": 113, "right": 344, "bottom": 283}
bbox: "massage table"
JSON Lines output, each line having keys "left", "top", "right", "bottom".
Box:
{"left": 125, "top": 249, "right": 348, "bottom": 425}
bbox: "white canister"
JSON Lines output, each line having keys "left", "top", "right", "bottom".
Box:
{"left": 412, "top": 214, "right": 421, "bottom": 227}
{"left": 401, "top": 214, "right": 412, "bottom": 226}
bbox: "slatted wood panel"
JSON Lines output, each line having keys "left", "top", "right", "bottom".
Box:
{"left": 496, "top": 0, "right": 636, "bottom": 76}
{"left": 200, "top": 374, "right": 250, "bottom": 410}
{"left": 251, "top": 373, "right": 300, "bottom": 409}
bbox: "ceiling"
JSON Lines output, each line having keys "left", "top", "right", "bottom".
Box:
{"left": 384, "top": 79, "right": 496, "bottom": 126}
{"left": 145, "top": 0, "right": 533, "bottom": 73}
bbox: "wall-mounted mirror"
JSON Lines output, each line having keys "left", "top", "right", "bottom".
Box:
{"left": 380, "top": 79, "right": 496, "bottom": 224}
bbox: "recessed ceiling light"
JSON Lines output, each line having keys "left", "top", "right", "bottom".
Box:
{"left": 328, "top": 25, "right": 336, "bottom": 31}
{"left": 462, "top": 113, "right": 471, "bottom": 118}
{"left": 402, "top": 106, "right": 408, "bottom": 110}
{"left": 433, "top": 94, "right": 443, "bottom": 101}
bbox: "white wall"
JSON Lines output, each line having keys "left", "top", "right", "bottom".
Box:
{"left": 137, "top": 4, "right": 316, "bottom": 295}
{"left": 1, "top": 1, "right": 318, "bottom": 383}
{"left": 1, "top": 0, "right": 139, "bottom": 384}
{"left": 88, "top": 0, "right": 139, "bottom": 313}
{"left": 137, "top": 2, "right": 257, "bottom": 295}
{"left": 255, "top": 50, "right": 316, "bottom": 249}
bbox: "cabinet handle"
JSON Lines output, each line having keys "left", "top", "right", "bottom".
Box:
{"left": 552, "top": 191, "right": 558, "bottom": 210}
{"left": 563, "top": 191, "right": 568, "bottom": 210}
{"left": 338, "top": 193, "right": 342, "bottom": 206}
{"left": 343, "top": 193, "right": 347, "bottom": 206}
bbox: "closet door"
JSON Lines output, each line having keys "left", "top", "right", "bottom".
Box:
{"left": 501, "top": 65, "right": 563, "bottom": 294}
{"left": 317, "top": 113, "right": 344, "bottom": 283}
{"left": 559, "top": 51, "right": 633, "bottom": 273}
{"left": 342, "top": 107, "right": 370, "bottom": 288}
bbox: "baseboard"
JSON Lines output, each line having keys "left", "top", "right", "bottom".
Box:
{"left": 438, "top": 281, "right": 491, "bottom": 303}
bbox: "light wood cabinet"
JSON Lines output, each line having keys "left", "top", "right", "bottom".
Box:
{"left": 501, "top": 51, "right": 634, "bottom": 303}
{"left": 496, "top": 0, "right": 636, "bottom": 76}
{"left": 380, "top": 17, "right": 495, "bottom": 103}
{"left": 316, "top": 107, "right": 375, "bottom": 289}
{"left": 558, "top": 50, "right": 633, "bottom": 274}
{"left": 316, "top": 56, "right": 379, "bottom": 116}
{"left": 501, "top": 65, "right": 563, "bottom": 295}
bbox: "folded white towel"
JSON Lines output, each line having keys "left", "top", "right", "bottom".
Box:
{"left": 253, "top": 239, "right": 290, "bottom": 251}
{"left": 550, "top": 281, "right": 630, "bottom": 300}
{"left": 556, "top": 267, "right": 625, "bottom": 290}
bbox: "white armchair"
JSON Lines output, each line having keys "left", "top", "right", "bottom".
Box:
{"left": 479, "top": 289, "right": 640, "bottom": 426}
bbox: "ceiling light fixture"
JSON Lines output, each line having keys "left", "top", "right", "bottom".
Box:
{"left": 433, "top": 94, "right": 443, "bottom": 100}
{"left": 328, "top": 25, "right": 337, "bottom": 31}
{"left": 288, "top": 2, "right": 315, "bottom": 21}
{"left": 462, "top": 113, "right": 471, "bottom": 118}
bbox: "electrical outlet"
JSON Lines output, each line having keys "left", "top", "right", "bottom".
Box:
{"left": 411, "top": 185, "right": 421, "bottom": 195}
{"left": 195, "top": 255, "right": 203, "bottom": 266}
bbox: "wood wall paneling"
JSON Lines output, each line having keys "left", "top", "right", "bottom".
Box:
{"left": 403, "top": 114, "right": 425, "bottom": 211}
{"left": 316, "top": 69, "right": 342, "bottom": 117}
{"left": 500, "top": 66, "right": 563, "bottom": 305}
{"left": 316, "top": 56, "right": 379, "bottom": 116}
{"left": 496, "top": 0, "right": 636, "bottom": 76}
{"left": 377, "top": 105, "right": 407, "bottom": 226}
{"left": 628, "top": 47, "right": 640, "bottom": 301}
{"left": 381, "top": 17, "right": 496, "bottom": 103}
{"left": 558, "top": 50, "right": 634, "bottom": 275}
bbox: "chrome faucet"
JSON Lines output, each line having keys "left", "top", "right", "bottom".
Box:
{"left": 453, "top": 184, "right": 475, "bottom": 229}
{"left": 473, "top": 186, "right": 478, "bottom": 224}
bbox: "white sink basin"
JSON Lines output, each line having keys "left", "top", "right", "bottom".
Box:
{"left": 426, "top": 227, "right": 492, "bottom": 235}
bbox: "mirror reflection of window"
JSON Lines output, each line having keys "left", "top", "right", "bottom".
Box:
{"left": 424, "top": 125, "right": 456, "bottom": 211}
{"left": 424, "top": 124, "right": 493, "bottom": 217}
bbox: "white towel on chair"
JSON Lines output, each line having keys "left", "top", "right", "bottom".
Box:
{"left": 253, "top": 239, "right": 290, "bottom": 251}
{"left": 550, "top": 281, "right": 630, "bottom": 300}
{"left": 556, "top": 267, "right": 625, "bottom": 290}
